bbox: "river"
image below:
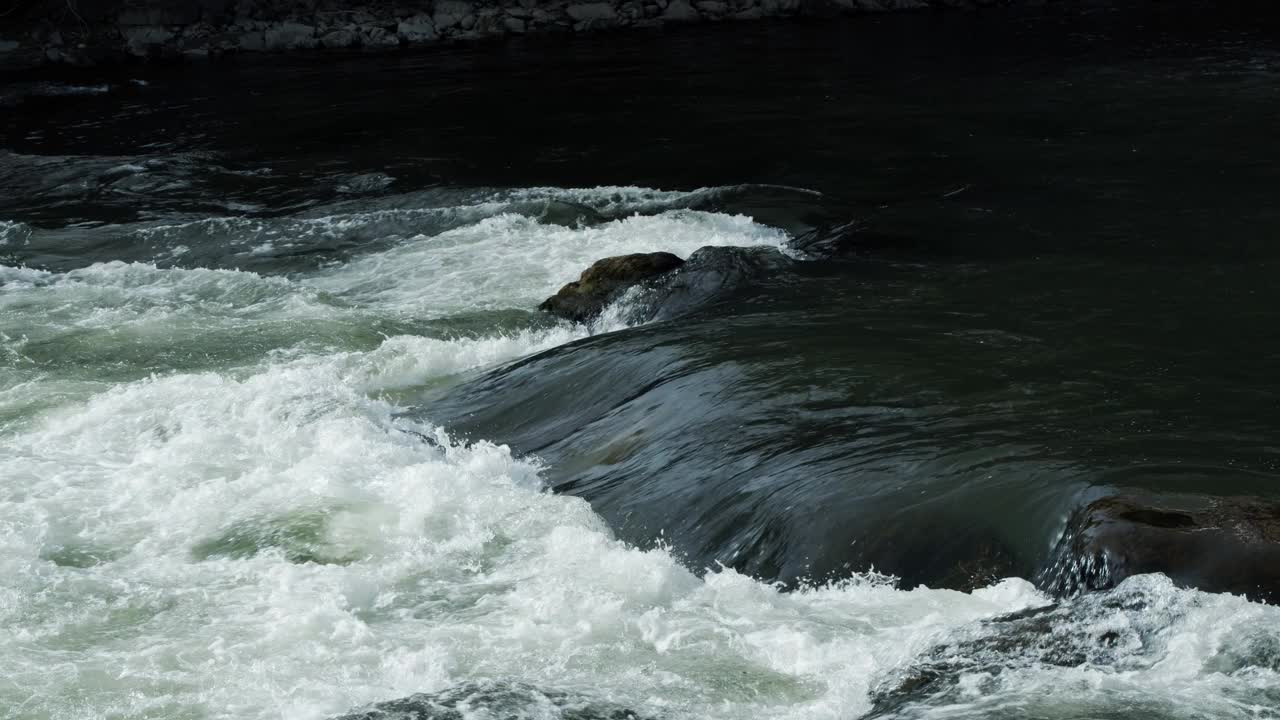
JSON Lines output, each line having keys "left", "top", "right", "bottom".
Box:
{"left": 2, "top": 2, "right": 1279, "bottom": 718}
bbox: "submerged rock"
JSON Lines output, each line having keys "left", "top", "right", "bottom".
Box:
{"left": 1039, "top": 494, "right": 1280, "bottom": 603}
{"left": 539, "top": 251, "right": 684, "bottom": 322}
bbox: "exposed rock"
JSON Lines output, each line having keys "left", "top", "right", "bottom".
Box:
{"left": 177, "top": 22, "right": 216, "bottom": 50}
{"left": 364, "top": 27, "right": 401, "bottom": 48}
{"left": 695, "top": 1, "right": 730, "bottom": 16}
{"left": 319, "top": 29, "right": 359, "bottom": 49}
{"left": 542, "top": 245, "right": 792, "bottom": 326}
{"left": 663, "top": 0, "right": 701, "bottom": 22}
{"left": 1039, "top": 494, "right": 1280, "bottom": 603}
{"left": 123, "top": 26, "right": 174, "bottom": 56}
{"left": 539, "top": 252, "right": 685, "bottom": 323}
{"left": 567, "top": 2, "right": 619, "bottom": 22}
{"left": 472, "top": 11, "right": 506, "bottom": 35}
{"left": 619, "top": 1, "right": 646, "bottom": 20}
{"left": 433, "top": 0, "right": 474, "bottom": 29}
{"left": 263, "top": 22, "right": 317, "bottom": 51}
{"left": 762, "top": 0, "right": 801, "bottom": 14}
{"left": 4, "top": 0, "right": 1093, "bottom": 66}
{"left": 397, "top": 14, "right": 437, "bottom": 42}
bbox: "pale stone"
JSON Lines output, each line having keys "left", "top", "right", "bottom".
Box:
{"left": 263, "top": 22, "right": 318, "bottom": 50}
{"left": 398, "top": 14, "right": 438, "bottom": 42}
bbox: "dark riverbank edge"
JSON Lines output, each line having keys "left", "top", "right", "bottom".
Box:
{"left": 4, "top": 0, "right": 1078, "bottom": 69}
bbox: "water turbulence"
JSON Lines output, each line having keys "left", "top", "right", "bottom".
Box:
{"left": 5, "top": 5, "right": 1280, "bottom": 719}
{"left": 0, "top": 177, "right": 1274, "bottom": 720}
{"left": 5, "top": 184, "right": 1011, "bottom": 720}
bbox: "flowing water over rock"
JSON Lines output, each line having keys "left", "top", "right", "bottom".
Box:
{"left": 3, "top": 3, "right": 1280, "bottom": 719}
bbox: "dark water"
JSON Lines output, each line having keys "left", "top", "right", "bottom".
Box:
{"left": 4, "top": 2, "right": 1280, "bottom": 718}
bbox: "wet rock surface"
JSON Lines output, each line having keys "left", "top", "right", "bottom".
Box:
{"left": 539, "top": 251, "right": 685, "bottom": 322}
{"left": 538, "top": 244, "right": 795, "bottom": 325}
{"left": 1039, "top": 494, "right": 1280, "bottom": 603}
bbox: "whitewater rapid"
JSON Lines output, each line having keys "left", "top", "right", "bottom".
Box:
{"left": 1, "top": 188, "right": 1277, "bottom": 720}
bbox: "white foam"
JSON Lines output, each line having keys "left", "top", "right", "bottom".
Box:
{"left": 500, "top": 185, "right": 724, "bottom": 214}
{"left": 893, "top": 574, "right": 1280, "bottom": 719}
{"left": 17, "top": 350, "right": 1270, "bottom": 720}
{"left": 307, "top": 210, "right": 791, "bottom": 316}
{"left": 0, "top": 339, "right": 1050, "bottom": 720}
{"left": 3, "top": 187, "right": 1274, "bottom": 719}
{"left": 0, "top": 206, "right": 786, "bottom": 427}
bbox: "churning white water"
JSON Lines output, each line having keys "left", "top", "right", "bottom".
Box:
{"left": 1, "top": 188, "right": 1277, "bottom": 720}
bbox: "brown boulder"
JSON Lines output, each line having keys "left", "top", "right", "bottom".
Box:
{"left": 538, "top": 252, "right": 684, "bottom": 322}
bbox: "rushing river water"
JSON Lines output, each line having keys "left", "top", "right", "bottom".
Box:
{"left": 4, "top": 2, "right": 1280, "bottom": 719}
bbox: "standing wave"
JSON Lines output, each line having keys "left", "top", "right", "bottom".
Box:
{"left": 1, "top": 187, "right": 1276, "bottom": 720}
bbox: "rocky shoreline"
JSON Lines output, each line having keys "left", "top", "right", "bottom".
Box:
{"left": 3, "top": 0, "right": 1061, "bottom": 68}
